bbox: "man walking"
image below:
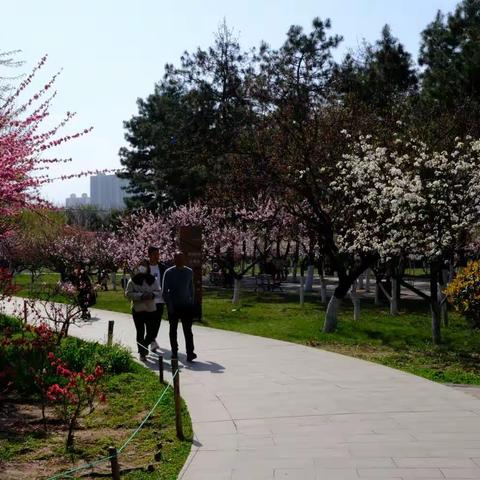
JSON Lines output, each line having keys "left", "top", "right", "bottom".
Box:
{"left": 162, "top": 251, "right": 197, "bottom": 361}
{"left": 147, "top": 246, "right": 167, "bottom": 353}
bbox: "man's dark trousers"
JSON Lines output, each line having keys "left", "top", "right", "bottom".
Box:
{"left": 168, "top": 306, "right": 194, "bottom": 356}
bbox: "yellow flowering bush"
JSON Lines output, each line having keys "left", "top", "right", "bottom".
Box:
{"left": 445, "top": 260, "right": 480, "bottom": 328}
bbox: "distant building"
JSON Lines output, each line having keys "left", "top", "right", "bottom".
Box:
{"left": 90, "top": 174, "right": 130, "bottom": 211}
{"left": 65, "top": 193, "right": 90, "bottom": 208}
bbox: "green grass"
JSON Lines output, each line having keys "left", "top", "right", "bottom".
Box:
{"left": 13, "top": 273, "right": 480, "bottom": 385}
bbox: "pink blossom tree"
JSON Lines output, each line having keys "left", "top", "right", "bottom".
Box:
{"left": 0, "top": 55, "right": 94, "bottom": 299}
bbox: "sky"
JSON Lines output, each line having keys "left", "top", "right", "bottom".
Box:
{"left": 1, "top": 0, "right": 459, "bottom": 205}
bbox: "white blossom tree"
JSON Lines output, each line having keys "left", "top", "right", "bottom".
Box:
{"left": 330, "top": 133, "right": 480, "bottom": 343}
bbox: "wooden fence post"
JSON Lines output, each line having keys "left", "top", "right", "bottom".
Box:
{"left": 108, "top": 446, "right": 120, "bottom": 480}
{"left": 107, "top": 320, "right": 114, "bottom": 346}
{"left": 171, "top": 358, "right": 184, "bottom": 440}
{"left": 158, "top": 355, "right": 164, "bottom": 383}
{"left": 23, "top": 299, "right": 28, "bottom": 324}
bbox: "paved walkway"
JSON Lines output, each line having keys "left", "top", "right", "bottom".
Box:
{"left": 5, "top": 299, "right": 480, "bottom": 479}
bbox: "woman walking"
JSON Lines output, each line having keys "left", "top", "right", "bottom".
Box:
{"left": 125, "top": 260, "right": 160, "bottom": 361}
{"left": 71, "top": 262, "right": 95, "bottom": 320}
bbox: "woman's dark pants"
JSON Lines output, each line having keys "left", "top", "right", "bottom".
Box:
{"left": 133, "top": 310, "right": 156, "bottom": 356}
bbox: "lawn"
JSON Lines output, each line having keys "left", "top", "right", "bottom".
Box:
{"left": 0, "top": 314, "right": 192, "bottom": 480}
{"left": 13, "top": 272, "right": 480, "bottom": 385}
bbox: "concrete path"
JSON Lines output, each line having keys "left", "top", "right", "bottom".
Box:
{"left": 5, "top": 299, "right": 480, "bottom": 480}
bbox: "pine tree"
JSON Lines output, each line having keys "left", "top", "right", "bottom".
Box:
{"left": 419, "top": 0, "right": 480, "bottom": 136}
{"left": 336, "top": 25, "right": 417, "bottom": 114}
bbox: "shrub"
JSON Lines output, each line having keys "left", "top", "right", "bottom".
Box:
{"left": 445, "top": 260, "right": 480, "bottom": 328}
{"left": 1, "top": 320, "right": 109, "bottom": 450}
{"left": 47, "top": 352, "right": 106, "bottom": 450}
{"left": 59, "top": 337, "right": 132, "bottom": 374}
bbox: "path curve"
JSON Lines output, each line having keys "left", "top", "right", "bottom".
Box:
{"left": 6, "top": 300, "right": 480, "bottom": 479}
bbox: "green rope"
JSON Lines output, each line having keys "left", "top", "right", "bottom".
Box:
{"left": 46, "top": 454, "right": 115, "bottom": 480}
{"left": 118, "top": 368, "right": 178, "bottom": 453}
{"left": 47, "top": 369, "right": 178, "bottom": 480}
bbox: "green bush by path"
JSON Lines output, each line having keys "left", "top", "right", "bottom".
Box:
{"left": 59, "top": 337, "right": 131, "bottom": 374}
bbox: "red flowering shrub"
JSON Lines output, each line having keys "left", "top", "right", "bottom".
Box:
{"left": 1, "top": 320, "right": 106, "bottom": 448}
{"left": 0, "top": 267, "right": 19, "bottom": 300}
{"left": 46, "top": 352, "right": 106, "bottom": 450}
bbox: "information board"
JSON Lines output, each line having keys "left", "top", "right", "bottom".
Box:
{"left": 178, "top": 226, "right": 203, "bottom": 320}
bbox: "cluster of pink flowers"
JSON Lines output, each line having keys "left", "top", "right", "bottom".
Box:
{"left": 0, "top": 57, "right": 91, "bottom": 238}
{"left": 46, "top": 352, "right": 105, "bottom": 405}
{"left": 112, "top": 197, "right": 303, "bottom": 270}
{"left": 57, "top": 281, "right": 78, "bottom": 297}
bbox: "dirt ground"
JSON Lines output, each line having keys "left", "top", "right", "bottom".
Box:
{"left": 0, "top": 400, "right": 142, "bottom": 480}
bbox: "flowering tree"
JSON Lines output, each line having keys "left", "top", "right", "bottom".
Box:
{"left": 114, "top": 198, "right": 300, "bottom": 275}
{"left": 0, "top": 55, "right": 95, "bottom": 301}
{"left": 47, "top": 353, "right": 105, "bottom": 450}
{"left": 114, "top": 209, "right": 174, "bottom": 270}
{"left": 47, "top": 225, "right": 119, "bottom": 278}
{"left": 331, "top": 134, "right": 480, "bottom": 342}
{"left": 0, "top": 56, "right": 92, "bottom": 238}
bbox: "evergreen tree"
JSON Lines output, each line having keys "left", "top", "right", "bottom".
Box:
{"left": 419, "top": 0, "right": 480, "bottom": 136}
{"left": 336, "top": 25, "right": 418, "bottom": 115}
{"left": 119, "top": 22, "right": 254, "bottom": 210}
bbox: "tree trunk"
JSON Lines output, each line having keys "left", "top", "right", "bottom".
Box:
{"left": 322, "top": 254, "right": 374, "bottom": 333}
{"left": 299, "top": 275, "right": 305, "bottom": 307}
{"left": 323, "top": 296, "right": 340, "bottom": 332}
{"left": 41, "top": 401, "right": 47, "bottom": 432}
{"left": 353, "top": 296, "right": 360, "bottom": 321}
{"left": 439, "top": 269, "right": 449, "bottom": 327}
{"left": 320, "top": 276, "right": 327, "bottom": 304}
{"left": 110, "top": 272, "right": 117, "bottom": 291}
{"left": 390, "top": 278, "right": 399, "bottom": 316}
{"left": 232, "top": 278, "right": 241, "bottom": 305}
{"left": 374, "top": 281, "right": 381, "bottom": 305}
{"left": 242, "top": 240, "right": 247, "bottom": 272}
{"left": 365, "top": 269, "right": 371, "bottom": 293}
{"left": 292, "top": 242, "right": 300, "bottom": 282}
{"left": 66, "top": 417, "right": 77, "bottom": 451}
{"left": 430, "top": 266, "right": 442, "bottom": 345}
{"left": 304, "top": 264, "right": 314, "bottom": 292}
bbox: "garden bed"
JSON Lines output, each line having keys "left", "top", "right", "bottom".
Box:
{"left": 0, "top": 315, "right": 192, "bottom": 480}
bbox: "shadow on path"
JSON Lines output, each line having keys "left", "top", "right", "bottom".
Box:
{"left": 141, "top": 348, "right": 225, "bottom": 374}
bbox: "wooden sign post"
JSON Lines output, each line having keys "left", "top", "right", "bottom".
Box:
{"left": 179, "top": 226, "right": 203, "bottom": 320}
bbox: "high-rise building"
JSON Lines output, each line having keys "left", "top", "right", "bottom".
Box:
{"left": 65, "top": 193, "right": 90, "bottom": 208}
{"left": 90, "top": 174, "right": 130, "bottom": 210}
